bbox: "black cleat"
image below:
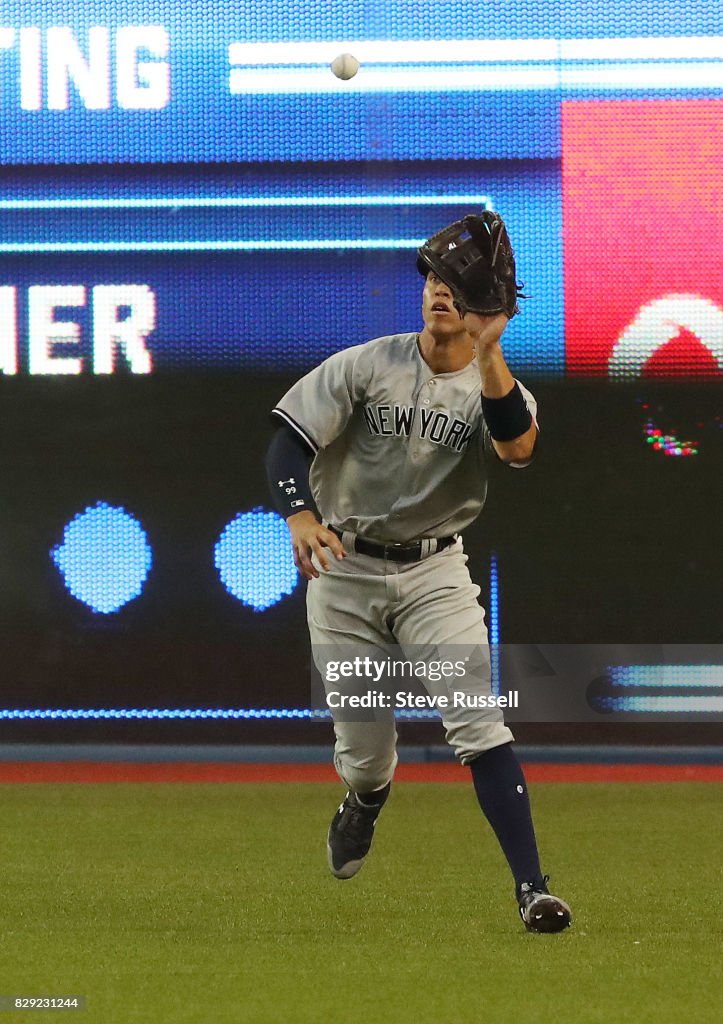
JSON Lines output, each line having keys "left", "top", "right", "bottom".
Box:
{"left": 326, "top": 784, "right": 390, "bottom": 879}
{"left": 517, "top": 876, "right": 572, "bottom": 933}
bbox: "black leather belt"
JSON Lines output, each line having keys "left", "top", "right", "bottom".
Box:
{"left": 328, "top": 525, "right": 456, "bottom": 563}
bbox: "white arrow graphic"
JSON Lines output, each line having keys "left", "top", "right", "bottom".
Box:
{"left": 608, "top": 294, "right": 723, "bottom": 377}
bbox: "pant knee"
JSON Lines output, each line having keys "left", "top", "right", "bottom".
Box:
{"left": 333, "top": 750, "right": 397, "bottom": 793}
{"left": 446, "top": 721, "right": 515, "bottom": 765}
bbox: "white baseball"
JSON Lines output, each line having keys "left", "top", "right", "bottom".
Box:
{"left": 331, "top": 53, "right": 360, "bottom": 81}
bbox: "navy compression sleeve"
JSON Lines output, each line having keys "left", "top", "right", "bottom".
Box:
{"left": 265, "top": 423, "right": 318, "bottom": 519}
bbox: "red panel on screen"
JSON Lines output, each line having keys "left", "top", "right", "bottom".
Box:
{"left": 562, "top": 99, "right": 723, "bottom": 377}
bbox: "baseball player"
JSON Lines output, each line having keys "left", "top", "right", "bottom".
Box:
{"left": 265, "top": 214, "right": 571, "bottom": 933}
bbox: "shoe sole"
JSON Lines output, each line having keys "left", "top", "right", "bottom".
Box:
{"left": 326, "top": 834, "right": 366, "bottom": 879}
{"left": 521, "top": 895, "right": 572, "bottom": 934}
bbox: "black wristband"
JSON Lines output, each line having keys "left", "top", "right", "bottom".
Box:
{"left": 480, "top": 382, "right": 533, "bottom": 441}
{"left": 265, "top": 424, "right": 318, "bottom": 519}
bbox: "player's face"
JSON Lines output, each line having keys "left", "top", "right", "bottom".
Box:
{"left": 421, "top": 273, "right": 465, "bottom": 338}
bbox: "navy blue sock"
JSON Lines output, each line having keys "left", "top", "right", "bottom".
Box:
{"left": 469, "top": 743, "right": 545, "bottom": 891}
{"left": 355, "top": 782, "right": 390, "bottom": 808}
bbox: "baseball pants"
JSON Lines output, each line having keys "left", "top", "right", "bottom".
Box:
{"left": 307, "top": 534, "right": 514, "bottom": 793}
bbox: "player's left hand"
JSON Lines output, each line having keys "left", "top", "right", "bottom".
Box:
{"left": 463, "top": 311, "right": 509, "bottom": 350}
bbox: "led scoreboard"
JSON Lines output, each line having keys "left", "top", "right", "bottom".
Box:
{"left": 0, "top": 0, "right": 721, "bottom": 376}
{"left": 0, "top": 1, "right": 721, "bottom": 734}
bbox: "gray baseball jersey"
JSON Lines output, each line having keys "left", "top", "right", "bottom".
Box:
{"left": 272, "top": 332, "right": 537, "bottom": 543}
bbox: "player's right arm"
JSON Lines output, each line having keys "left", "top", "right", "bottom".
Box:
{"left": 267, "top": 345, "right": 367, "bottom": 577}
{"left": 265, "top": 422, "right": 346, "bottom": 580}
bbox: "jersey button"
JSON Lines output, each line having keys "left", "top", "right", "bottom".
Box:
{"left": 423, "top": 399, "right": 430, "bottom": 405}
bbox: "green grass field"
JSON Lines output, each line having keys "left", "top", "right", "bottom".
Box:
{"left": 1, "top": 782, "right": 719, "bottom": 1024}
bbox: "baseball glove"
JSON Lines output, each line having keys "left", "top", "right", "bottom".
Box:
{"left": 416, "top": 211, "right": 524, "bottom": 318}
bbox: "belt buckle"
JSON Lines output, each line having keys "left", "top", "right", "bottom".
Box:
{"left": 387, "top": 540, "right": 421, "bottom": 561}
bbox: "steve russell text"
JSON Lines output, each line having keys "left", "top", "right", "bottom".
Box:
{"left": 325, "top": 691, "right": 520, "bottom": 710}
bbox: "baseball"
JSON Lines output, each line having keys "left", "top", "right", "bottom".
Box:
{"left": 331, "top": 53, "right": 360, "bottom": 81}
